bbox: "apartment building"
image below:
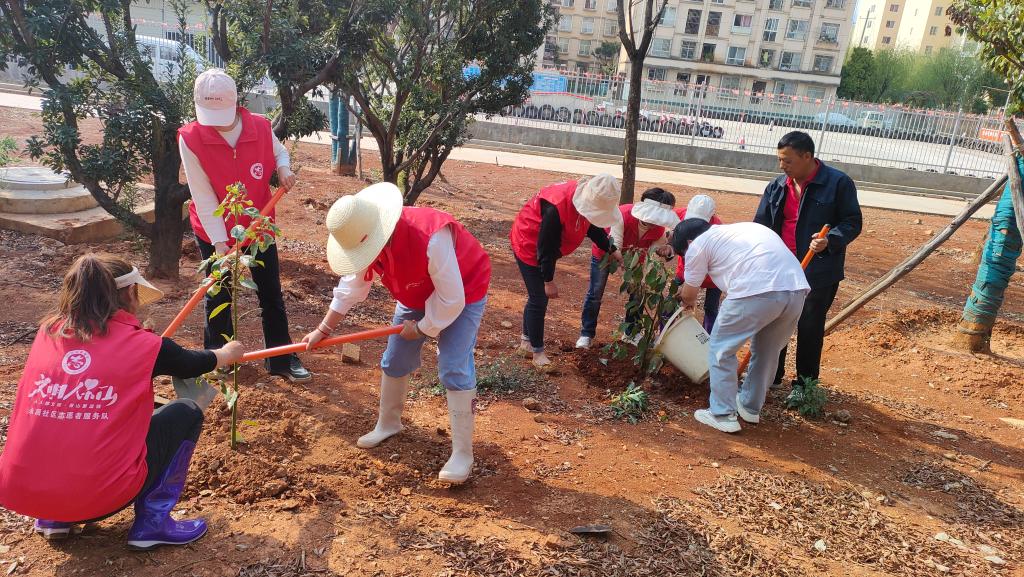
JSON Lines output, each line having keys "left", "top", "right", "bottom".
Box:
{"left": 617, "top": 0, "right": 855, "bottom": 104}
{"left": 542, "top": 0, "right": 623, "bottom": 72}
{"left": 853, "top": 0, "right": 963, "bottom": 53}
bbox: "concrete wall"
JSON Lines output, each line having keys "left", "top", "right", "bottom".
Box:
{"left": 468, "top": 119, "right": 993, "bottom": 196}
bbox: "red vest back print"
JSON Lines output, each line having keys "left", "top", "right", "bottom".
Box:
{"left": 0, "top": 311, "right": 162, "bottom": 522}
{"left": 179, "top": 107, "right": 277, "bottom": 245}
{"left": 593, "top": 204, "right": 665, "bottom": 259}
{"left": 370, "top": 207, "right": 491, "bottom": 310}
{"left": 674, "top": 208, "right": 723, "bottom": 289}
{"left": 510, "top": 181, "right": 590, "bottom": 266}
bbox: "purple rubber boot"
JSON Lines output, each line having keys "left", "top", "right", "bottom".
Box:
{"left": 126, "top": 440, "right": 207, "bottom": 551}
{"left": 33, "top": 519, "right": 73, "bottom": 540}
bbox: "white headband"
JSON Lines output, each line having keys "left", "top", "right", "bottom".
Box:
{"left": 114, "top": 267, "right": 144, "bottom": 289}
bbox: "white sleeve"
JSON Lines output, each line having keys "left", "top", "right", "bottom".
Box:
{"left": 329, "top": 270, "right": 372, "bottom": 315}
{"left": 272, "top": 131, "right": 290, "bottom": 170}
{"left": 179, "top": 136, "right": 229, "bottom": 244}
{"left": 417, "top": 227, "right": 466, "bottom": 338}
{"left": 609, "top": 220, "right": 624, "bottom": 250}
{"left": 683, "top": 239, "right": 709, "bottom": 288}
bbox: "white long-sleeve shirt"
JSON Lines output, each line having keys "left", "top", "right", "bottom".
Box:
{"left": 328, "top": 226, "right": 466, "bottom": 338}
{"left": 179, "top": 121, "right": 291, "bottom": 244}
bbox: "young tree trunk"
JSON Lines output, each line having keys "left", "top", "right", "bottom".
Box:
{"left": 620, "top": 61, "right": 644, "bottom": 205}
{"left": 147, "top": 136, "right": 189, "bottom": 278}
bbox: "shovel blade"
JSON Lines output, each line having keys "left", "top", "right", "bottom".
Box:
{"left": 172, "top": 375, "right": 219, "bottom": 411}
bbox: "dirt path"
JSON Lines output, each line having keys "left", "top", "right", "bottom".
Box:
{"left": 0, "top": 106, "right": 1022, "bottom": 577}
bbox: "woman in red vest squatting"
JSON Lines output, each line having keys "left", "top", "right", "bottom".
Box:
{"left": 576, "top": 187, "right": 680, "bottom": 349}
{"left": 673, "top": 195, "right": 724, "bottom": 333}
{"left": 179, "top": 68, "right": 310, "bottom": 383}
{"left": 510, "top": 174, "right": 624, "bottom": 367}
{"left": 302, "top": 183, "right": 491, "bottom": 484}
{"left": 0, "top": 254, "right": 243, "bottom": 548}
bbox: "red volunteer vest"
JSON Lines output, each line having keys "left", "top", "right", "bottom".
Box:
{"left": 593, "top": 204, "right": 665, "bottom": 259}
{"left": 179, "top": 107, "right": 277, "bottom": 245}
{"left": 674, "top": 208, "right": 723, "bottom": 289}
{"left": 369, "top": 207, "right": 491, "bottom": 310}
{"left": 0, "top": 311, "right": 161, "bottom": 522}
{"left": 510, "top": 181, "right": 590, "bottom": 266}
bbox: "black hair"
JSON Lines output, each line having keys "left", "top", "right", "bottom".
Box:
{"left": 670, "top": 218, "right": 712, "bottom": 255}
{"left": 777, "top": 131, "right": 815, "bottom": 156}
{"left": 640, "top": 187, "right": 676, "bottom": 207}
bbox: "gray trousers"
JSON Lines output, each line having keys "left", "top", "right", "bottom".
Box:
{"left": 707, "top": 290, "right": 808, "bottom": 417}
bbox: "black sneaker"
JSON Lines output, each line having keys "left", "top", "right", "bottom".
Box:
{"left": 266, "top": 354, "right": 312, "bottom": 383}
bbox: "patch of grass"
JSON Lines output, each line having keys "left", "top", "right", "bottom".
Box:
{"left": 609, "top": 382, "right": 649, "bottom": 424}
{"left": 476, "top": 355, "right": 544, "bottom": 394}
{"left": 786, "top": 376, "right": 827, "bottom": 419}
{"left": 0, "top": 136, "right": 18, "bottom": 167}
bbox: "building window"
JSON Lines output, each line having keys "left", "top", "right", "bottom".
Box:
{"left": 885, "top": 20, "right": 895, "bottom": 29}
{"left": 710, "top": 0, "right": 724, "bottom": 4}
{"left": 807, "top": 86, "right": 826, "bottom": 100}
{"left": 559, "top": 15, "right": 573, "bottom": 32}
{"left": 786, "top": 19, "right": 809, "bottom": 40}
{"left": 585, "top": 0, "right": 597, "bottom": 9}
{"left": 578, "top": 40, "right": 592, "bottom": 56}
{"left": 726, "top": 46, "right": 746, "bottom": 65}
{"left": 661, "top": 6, "right": 677, "bottom": 26}
{"left": 945, "top": 25, "right": 953, "bottom": 36}
{"left": 792, "top": 0, "right": 812, "bottom": 7}
{"left": 720, "top": 76, "right": 741, "bottom": 98}
{"left": 685, "top": 9, "right": 702, "bottom": 35}
{"left": 775, "top": 80, "right": 796, "bottom": 96}
{"left": 695, "top": 74, "right": 710, "bottom": 97}
{"left": 582, "top": 17, "right": 595, "bottom": 34}
{"left": 759, "top": 48, "right": 776, "bottom": 67}
{"left": 561, "top": 0, "right": 574, "bottom": 7}
{"left": 882, "top": 36, "right": 892, "bottom": 44}
{"left": 674, "top": 72, "right": 691, "bottom": 96}
{"left": 819, "top": 23, "right": 840, "bottom": 43}
{"left": 577, "top": 63, "right": 589, "bottom": 73}
{"left": 701, "top": 43, "right": 716, "bottom": 62}
{"left": 812, "top": 54, "right": 834, "bottom": 72}
{"left": 607, "top": 0, "right": 617, "bottom": 11}
{"left": 647, "top": 67, "right": 667, "bottom": 81}
{"left": 763, "top": 17, "right": 780, "bottom": 41}
{"left": 604, "top": 19, "right": 618, "bottom": 36}
{"left": 889, "top": 3, "right": 899, "bottom": 11}
{"left": 935, "top": 5, "right": 943, "bottom": 15}
{"left": 925, "top": 45, "right": 933, "bottom": 54}
{"left": 557, "top": 38, "right": 570, "bottom": 54}
{"left": 706, "top": 12, "right": 722, "bottom": 36}
{"left": 733, "top": 14, "right": 753, "bottom": 34}
{"left": 929, "top": 25, "right": 938, "bottom": 36}
{"left": 780, "top": 51, "right": 801, "bottom": 71}
{"left": 825, "top": 0, "right": 846, "bottom": 8}
{"left": 769, "top": 0, "right": 785, "bottom": 9}
{"left": 680, "top": 40, "right": 697, "bottom": 60}
{"left": 651, "top": 38, "right": 672, "bottom": 57}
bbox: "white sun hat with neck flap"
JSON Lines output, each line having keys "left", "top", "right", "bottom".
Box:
{"left": 325, "top": 182, "right": 404, "bottom": 276}
{"left": 572, "top": 173, "right": 623, "bottom": 229}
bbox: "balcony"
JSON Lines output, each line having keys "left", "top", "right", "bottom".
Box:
{"left": 815, "top": 36, "right": 840, "bottom": 49}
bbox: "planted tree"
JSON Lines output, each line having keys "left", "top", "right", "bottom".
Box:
{"left": 786, "top": 376, "right": 827, "bottom": 419}
{"left": 604, "top": 248, "right": 678, "bottom": 376}
{"left": 837, "top": 47, "right": 876, "bottom": 102}
{"left": 593, "top": 40, "right": 622, "bottom": 76}
{"left": 331, "top": 0, "right": 553, "bottom": 204}
{"left": 0, "top": 0, "right": 199, "bottom": 277}
{"left": 616, "top": 0, "right": 668, "bottom": 204}
{"left": 200, "top": 182, "right": 280, "bottom": 449}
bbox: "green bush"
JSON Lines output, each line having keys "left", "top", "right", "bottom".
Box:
{"left": 609, "top": 382, "right": 650, "bottom": 424}
{"left": 786, "top": 376, "right": 828, "bottom": 419}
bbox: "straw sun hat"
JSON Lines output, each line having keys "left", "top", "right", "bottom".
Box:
{"left": 325, "top": 182, "right": 404, "bottom": 275}
{"left": 572, "top": 173, "right": 623, "bottom": 229}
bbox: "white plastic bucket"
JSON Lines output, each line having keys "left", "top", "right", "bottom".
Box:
{"left": 654, "top": 308, "right": 711, "bottom": 384}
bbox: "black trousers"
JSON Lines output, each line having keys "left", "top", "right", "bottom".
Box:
{"left": 516, "top": 256, "right": 549, "bottom": 351}
{"left": 775, "top": 282, "right": 840, "bottom": 384}
{"left": 77, "top": 400, "right": 204, "bottom": 523}
{"left": 197, "top": 239, "right": 293, "bottom": 371}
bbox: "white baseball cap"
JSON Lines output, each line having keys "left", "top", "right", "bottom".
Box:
{"left": 686, "top": 195, "right": 716, "bottom": 222}
{"left": 193, "top": 69, "right": 238, "bottom": 127}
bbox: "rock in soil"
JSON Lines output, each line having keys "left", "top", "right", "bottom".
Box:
{"left": 834, "top": 409, "right": 852, "bottom": 423}
{"left": 342, "top": 343, "right": 360, "bottom": 363}
{"left": 522, "top": 397, "right": 542, "bottom": 412}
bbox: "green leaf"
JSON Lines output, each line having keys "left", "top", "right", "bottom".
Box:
{"left": 230, "top": 225, "right": 247, "bottom": 241}
{"left": 224, "top": 388, "right": 239, "bottom": 409}
{"left": 209, "top": 302, "right": 230, "bottom": 320}
{"left": 213, "top": 206, "right": 225, "bottom": 218}
{"left": 240, "top": 255, "right": 255, "bottom": 268}
{"left": 239, "top": 277, "right": 259, "bottom": 291}
{"left": 243, "top": 207, "right": 261, "bottom": 218}
{"left": 221, "top": 333, "right": 234, "bottom": 343}
{"left": 206, "top": 284, "right": 222, "bottom": 297}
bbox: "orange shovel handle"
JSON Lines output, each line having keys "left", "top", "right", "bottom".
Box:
{"left": 239, "top": 325, "right": 402, "bottom": 362}
{"left": 736, "top": 224, "right": 831, "bottom": 377}
{"left": 162, "top": 187, "right": 288, "bottom": 339}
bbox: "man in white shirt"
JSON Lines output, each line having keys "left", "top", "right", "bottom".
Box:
{"left": 673, "top": 220, "right": 809, "bottom": 433}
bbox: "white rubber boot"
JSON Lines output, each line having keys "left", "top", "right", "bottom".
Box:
{"left": 356, "top": 374, "right": 409, "bottom": 449}
{"left": 438, "top": 388, "right": 476, "bottom": 484}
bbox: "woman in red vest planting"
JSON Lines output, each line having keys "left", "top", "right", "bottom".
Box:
{"left": 0, "top": 254, "right": 243, "bottom": 548}
{"left": 302, "top": 183, "right": 491, "bottom": 484}
{"left": 510, "top": 174, "right": 623, "bottom": 367}
{"left": 576, "top": 187, "right": 680, "bottom": 349}
{"left": 673, "top": 195, "right": 724, "bottom": 333}
{"left": 179, "top": 68, "right": 310, "bottom": 383}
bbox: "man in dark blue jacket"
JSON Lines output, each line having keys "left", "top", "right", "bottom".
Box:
{"left": 753, "top": 131, "right": 862, "bottom": 387}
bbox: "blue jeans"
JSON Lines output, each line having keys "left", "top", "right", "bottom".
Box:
{"left": 581, "top": 257, "right": 642, "bottom": 338}
{"left": 381, "top": 298, "right": 487, "bottom": 391}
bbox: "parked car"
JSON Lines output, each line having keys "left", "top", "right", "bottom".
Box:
{"left": 814, "top": 112, "right": 856, "bottom": 128}
{"left": 856, "top": 110, "right": 888, "bottom": 130}
{"left": 136, "top": 35, "right": 206, "bottom": 83}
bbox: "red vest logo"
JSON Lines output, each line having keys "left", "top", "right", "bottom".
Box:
{"left": 250, "top": 162, "right": 264, "bottom": 180}
{"left": 61, "top": 350, "right": 92, "bottom": 375}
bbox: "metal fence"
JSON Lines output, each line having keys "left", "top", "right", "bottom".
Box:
{"left": 488, "top": 68, "right": 1006, "bottom": 179}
